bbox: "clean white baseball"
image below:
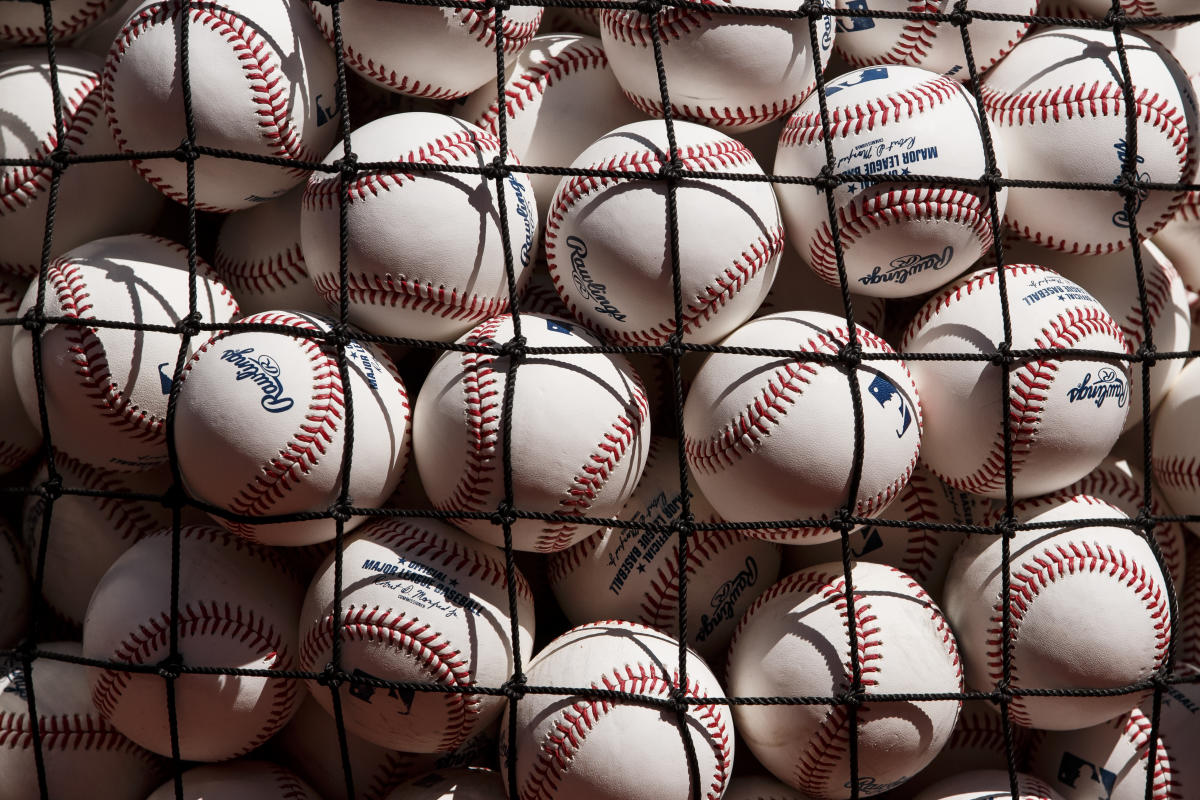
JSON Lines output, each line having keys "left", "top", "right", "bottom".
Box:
{"left": 724, "top": 775, "right": 815, "bottom": 800}
{"left": 901, "top": 264, "right": 1132, "bottom": 499}
{"left": 684, "top": 310, "right": 922, "bottom": 544}
{"left": 298, "top": 517, "right": 534, "bottom": 753}
{"left": 10, "top": 234, "right": 240, "bottom": 472}
{"left": 981, "top": 27, "right": 1197, "bottom": 255}
{"left": 832, "top": 0, "right": 1036, "bottom": 78}
{"left": 753, "top": 247, "right": 887, "bottom": 336}
{"left": 1029, "top": 708, "right": 1172, "bottom": 800}
{"left": 943, "top": 493, "right": 1171, "bottom": 731}
{"left": 307, "top": 0, "right": 541, "bottom": 99}
{"left": 384, "top": 768, "right": 504, "bottom": 799}
{"left": 0, "top": 0, "right": 122, "bottom": 43}
{"left": 544, "top": 119, "right": 783, "bottom": 345}
{"left": 912, "top": 770, "right": 1065, "bottom": 800}
{"left": 600, "top": 0, "right": 836, "bottom": 130}
{"left": 0, "top": 48, "right": 162, "bottom": 277}
{"left": 775, "top": 65, "right": 1005, "bottom": 299}
{"left": 1148, "top": 677, "right": 1199, "bottom": 800}
{"left": 1151, "top": 359, "right": 1200, "bottom": 519}
{"left": 213, "top": 186, "right": 328, "bottom": 316}
{"left": 0, "top": 273, "right": 39, "bottom": 474}
{"left": 1152, "top": 214, "right": 1200, "bottom": 346}
{"left": 104, "top": 0, "right": 340, "bottom": 212}
{"left": 145, "top": 760, "right": 322, "bottom": 800}
{"left": 0, "top": 522, "right": 28, "bottom": 648}
{"left": 1066, "top": 0, "right": 1195, "bottom": 17}
{"left": 548, "top": 436, "right": 781, "bottom": 660}
{"left": 301, "top": 112, "right": 539, "bottom": 342}
{"left": 82, "top": 525, "right": 305, "bottom": 760}
{"left": 499, "top": 620, "right": 734, "bottom": 800}
{"left": 173, "top": 310, "right": 411, "bottom": 547}
{"left": 727, "top": 561, "right": 963, "bottom": 799}
{"left": 460, "top": 34, "right": 646, "bottom": 213}
{"left": 413, "top": 313, "right": 651, "bottom": 552}
{"left": 0, "top": 642, "right": 166, "bottom": 800}
{"left": 897, "top": 702, "right": 1034, "bottom": 798}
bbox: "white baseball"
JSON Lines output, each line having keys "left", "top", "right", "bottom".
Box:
{"left": 1067, "top": 0, "right": 1195, "bottom": 17}
{"left": 601, "top": 0, "right": 836, "bottom": 131}
{"left": 0, "top": 0, "right": 122, "bottom": 43}
{"left": 548, "top": 436, "right": 781, "bottom": 660}
{"left": 1179, "top": 544, "right": 1200, "bottom": 668}
{"left": 912, "top": 770, "right": 1065, "bottom": 800}
{"left": 0, "top": 48, "right": 162, "bottom": 277}
{"left": 82, "top": 525, "right": 305, "bottom": 760}
{"left": 779, "top": 464, "right": 977, "bottom": 600}
{"left": 213, "top": 186, "right": 328, "bottom": 316}
{"left": 1151, "top": 213, "right": 1200, "bottom": 347}
{"left": 981, "top": 27, "right": 1197, "bottom": 255}
{"left": 145, "top": 760, "right": 322, "bottom": 800}
{"left": 1029, "top": 707, "right": 1172, "bottom": 800}
{"left": 500, "top": 620, "right": 734, "bottom": 800}
{"left": 727, "top": 561, "right": 963, "bottom": 799}
{"left": 11, "top": 234, "right": 240, "bottom": 472}
{"left": 943, "top": 493, "right": 1171, "bottom": 731}
{"left": 898, "top": 702, "right": 1034, "bottom": 798}
{"left": 832, "top": 0, "right": 1036, "bottom": 78}
{"left": 684, "top": 310, "right": 922, "bottom": 544}
{"left": 301, "top": 112, "right": 539, "bottom": 342}
{"left": 545, "top": 119, "right": 783, "bottom": 345}
{"left": 23, "top": 455, "right": 174, "bottom": 627}
{"left": 775, "top": 65, "right": 1005, "bottom": 299}
{"left": 724, "top": 775, "right": 815, "bottom": 800}
{"left": 901, "top": 264, "right": 1132, "bottom": 499}
{"left": 308, "top": 0, "right": 541, "bottom": 99}
{"left": 0, "top": 522, "right": 28, "bottom": 648}
{"left": 298, "top": 517, "right": 534, "bottom": 753}
{"left": 385, "top": 768, "right": 504, "bottom": 799}
{"left": 173, "top": 310, "right": 411, "bottom": 547}
{"left": 1148, "top": 677, "right": 1199, "bottom": 800}
{"left": 413, "top": 313, "right": 651, "bottom": 553}
{"left": 0, "top": 273, "right": 39, "bottom": 474}
{"left": 103, "top": 0, "right": 340, "bottom": 212}
{"left": 753, "top": 246, "right": 887, "bottom": 336}
{"left": 1151, "top": 359, "right": 1200, "bottom": 520}
{"left": 0, "top": 642, "right": 166, "bottom": 800}
{"left": 460, "top": 34, "right": 646, "bottom": 213}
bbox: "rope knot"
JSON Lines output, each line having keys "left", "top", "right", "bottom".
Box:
{"left": 636, "top": 0, "right": 661, "bottom": 15}
{"left": 659, "top": 158, "right": 684, "bottom": 182}
{"left": 326, "top": 323, "right": 352, "bottom": 349}
{"left": 502, "top": 676, "right": 527, "bottom": 701}
{"left": 814, "top": 164, "right": 840, "bottom": 193}
{"left": 37, "top": 475, "right": 63, "bottom": 503}
{"left": 489, "top": 501, "right": 518, "bottom": 528}
{"left": 1103, "top": 6, "right": 1128, "bottom": 28}
{"left": 335, "top": 153, "right": 359, "bottom": 179}
{"left": 47, "top": 147, "right": 70, "bottom": 173}
{"left": 500, "top": 334, "right": 527, "bottom": 360}
{"left": 989, "top": 341, "right": 1013, "bottom": 368}
{"left": 949, "top": 0, "right": 971, "bottom": 27}
{"left": 173, "top": 139, "right": 200, "bottom": 164}
{"left": 20, "top": 306, "right": 43, "bottom": 333}
{"left": 156, "top": 653, "right": 183, "bottom": 681}
{"left": 179, "top": 311, "right": 204, "bottom": 339}
{"left": 482, "top": 155, "right": 510, "bottom": 181}
{"left": 328, "top": 500, "right": 353, "bottom": 524}
{"left": 664, "top": 332, "right": 687, "bottom": 360}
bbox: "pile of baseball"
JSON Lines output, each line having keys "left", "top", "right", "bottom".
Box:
{"left": 3, "top": 0, "right": 1200, "bottom": 798}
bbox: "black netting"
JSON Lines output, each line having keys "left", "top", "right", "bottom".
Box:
{"left": 1, "top": 0, "right": 1199, "bottom": 799}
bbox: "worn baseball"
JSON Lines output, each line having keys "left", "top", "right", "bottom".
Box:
{"left": 832, "top": 0, "right": 1035, "bottom": 78}
{"left": 684, "top": 310, "right": 922, "bottom": 544}
{"left": 981, "top": 27, "right": 1197, "bottom": 255}
{"left": 104, "top": 0, "right": 339, "bottom": 212}
{"left": 775, "top": 65, "right": 1005, "bottom": 299}
{"left": 901, "top": 265, "right": 1132, "bottom": 499}
{"left": 145, "top": 761, "right": 323, "bottom": 800}
{"left": 0, "top": 0, "right": 122, "bottom": 43}
{"left": 943, "top": 494, "right": 1171, "bottom": 731}
{"left": 1151, "top": 359, "right": 1200, "bottom": 519}
{"left": 912, "top": 770, "right": 1065, "bottom": 800}
{"left": 82, "top": 525, "right": 305, "bottom": 760}
{"left": 0, "top": 273, "right": 39, "bottom": 475}
{"left": 724, "top": 775, "right": 816, "bottom": 800}
{"left": 0, "top": 522, "right": 28, "bottom": 648}
{"left": 545, "top": 119, "right": 783, "bottom": 345}
{"left": 10, "top": 234, "right": 240, "bottom": 472}
{"left": 173, "top": 311, "right": 411, "bottom": 546}
{"left": 0, "top": 48, "right": 162, "bottom": 277}
{"left": 308, "top": 0, "right": 541, "bottom": 99}
{"left": 384, "top": 768, "right": 504, "bottom": 799}
{"left": 1029, "top": 708, "right": 1172, "bottom": 800}
{"left": 460, "top": 34, "right": 646, "bottom": 213}
{"left": 601, "top": 0, "right": 836, "bottom": 130}
{"left": 301, "top": 112, "right": 539, "bottom": 342}
{"left": 0, "top": 642, "right": 166, "bottom": 800}
{"left": 548, "top": 436, "right": 781, "bottom": 660}
{"left": 299, "top": 517, "right": 534, "bottom": 754}
{"left": 414, "top": 313, "right": 651, "bottom": 552}
{"left": 499, "top": 620, "right": 734, "bottom": 800}
{"left": 1148, "top": 678, "right": 1199, "bottom": 800}
{"left": 727, "top": 561, "right": 963, "bottom": 799}
{"left": 897, "top": 702, "right": 1034, "bottom": 798}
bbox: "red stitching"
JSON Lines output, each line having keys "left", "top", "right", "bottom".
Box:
{"left": 1120, "top": 708, "right": 1174, "bottom": 800}
{"left": 0, "top": 0, "right": 115, "bottom": 44}
{"left": 894, "top": 468, "right": 950, "bottom": 583}
{"left": 474, "top": 42, "right": 608, "bottom": 133}
{"left": 637, "top": 529, "right": 752, "bottom": 629}
{"left": 264, "top": 762, "right": 320, "bottom": 800}
{"left": 601, "top": 1, "right": 727, "bottom": 46}
{"left": 1153, "top": 456, "right": 1200, "bottom": 492}
{"left": 1121, "top": 253, "right": 1176, "bottom": 349}
{"left": 1180, "top": 547, "right": 1200, "bottom": 671}
{"left": 622, "top": 90, "right": 809, "bottom": 128}
{"left": 215, "top": 243, "right": 308, "bottom": 296}
{"left": 310, "top": 272, "right": 510, "bottom": 325}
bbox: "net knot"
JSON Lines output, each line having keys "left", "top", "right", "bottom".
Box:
{"left": 1132, "top": 506, "right": 1155, "bottom": 536}
{"left": 20, "top": 306, "right": 43, "bottom": 333}
{"left": 179, "top": 311, "right": 204, "bottom": 339}
{"left": 1135, "top": 340, "right": 1157, "bottom": 366}
{"left": 328, "top": 500, "right": 353, "bottom": 524}
{"left": 502, "top": 676, "right": 527, "bottom": 701}
{"left": 636, "top": 0, "right": 661, "bottom": 16}
{"left": 949, "top": 0, "right": 971, "bottom": 27}
{"left": 989, "top": 341, "right": 1013, "bottom": 368}
{"left": 335, "top": 153, "right": 359, "bottom": 180}
{"left": 316, "top": 663, "right": 343, "bottom": 689}
{"left": 992, "top": 679, "right": 1014, "bottom": 706}
{"left": 326, "top": 323, "right": 352, "bottom": 349}
{"left": 500, "top": 334, "right": 527, "bottom": 360}
{"left": 160, "top": 482, "right": 190, "bottom": 511}
{"left": 482, "top": 156, "right": 510, "bottom": 181}
{"left": 836, "top": 688, "right": 863, "bottom": 708}
{"left": 36, "top": 474, "right": 63, "bottom": 503}
{"left": 993, "top": 514, "right": 1017, "bottom": 539}
{"left": 156, "top": 653, "right": 183, "bottom": 681}
{"left": 47, "top": 147, "right": 70, "bottom": 174}
{"left": 1115, "top": 168, "right": 1144, "bottom": 201}
{"left": 814, "top": 164, "right": 840, "bottom": 193}
{"left": 837, "top": 340, "right": 861, "bottom": 366}
{"left": 490, "top": 501, "right": 518, "bottom": 528}
{"left": 664, "top": 332, "right": 687, "bottom": 360}
{"left": 1103, "top": 6, "right": 1128, "bottom": 28}
{"left": 668, "top": 685, "right": 690, "bottom": 713}
{"left": 659, "top": 157, "right": 684, "bottom": 182}
{"left": 983, "top": 166, "right": 1004, "bottom": 191}
{"left": 173, "top": 139, "right": 200, "bottom": 164}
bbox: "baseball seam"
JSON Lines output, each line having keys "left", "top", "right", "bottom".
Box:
{"left": 474, "top": 42, "right": 608, "bottom": 133}
{"left": 214, "top": 242, "right": 309, "bottom": 296}
{"left": 0, "top": 0, "right": 115, "bottom": 44}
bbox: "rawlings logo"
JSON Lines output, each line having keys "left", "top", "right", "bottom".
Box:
{"left": 508, "top": 174, "right": 535, "bottom": 269}
{"left": 859, "top": 246, "right": 953, "bottom": 287}
{"left": 566, "top": 236, "right": 626, "bottom": 321}
{"left": 220, "top": 348, "right": 295, "bottom": 413}
{"left": 1, "top": 658, "right": 25, "bottom": 701}
{"left": 1066, "top": 369, "right": 1128, "bottom": 409}
{"left": 696, "top": 556, "right": 759, "bottom": 642}
{"left": 847, "top": 776, "right": 912, "bottom": 794}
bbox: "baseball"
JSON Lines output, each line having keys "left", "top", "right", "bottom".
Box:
{"left": 0, "top": 642, "right": 166, "bottom": 800}
{"left": 943, "top": 493, "right": 1171, "bottom": 731}
{"left": 499, "top": 620, "right": 734, "bottom": 800}
{"left": 912, "top": 770, "right": 1065, "bottom": 800}
{"left": 301, "top": 112, "right": 539, "bottom": 342}
{"left": 1150, "top": 678, "right": 1199, "bottom": 800}
{"left": 724, "top": 775, "right": 815, "bottom": 800}
{"left": 901, "top": 264, "right": 1132, "bottom": 499}
{"left": 0, "top": 273, "right": 39, "bottom": 475}
{"left": 1067, "top": 0, "right": 1194, "bottom": 17}
{"left": 1151, "top": 358, "right": 1200, "bottom": 519}
{"left": 601, "top": 0, "right": 836, "bottom": 131}
{"left": 0, "top": 0, "right": 122, "bottom": 44}
{"left": 1179, "top": 544, "right": 1200, "bottom": 669}
{"left": 981, "top": 27, "right": 1197, "bottom": 254}
{"left": 145, "top": 760, "right": 322, "bottom": 800}
{"left": 173, "top": 310, "right": 412, "bottom": 547}
{"left": 544, "top": 119, "right": 783, "bottom": 345}
{"left": 898, "top": 702, "right": 1034, "bottom": 798}
{"left": 727, "top": 561, "right": 963, "bottom": 799}
{"left": 753, "top": 246, "right": 887, "bottom": 336}
{"left": 684, "top": 310, "right": 922, "bottom": 544}
{"left": 298, "top": 517, "right": 534, "bottom": 753}
{"left": 384, "top": 768, "right": 504, "bottom": 799}
{"left": 0, "top": 522, "right": 28, "bottom": 648}
{"left": 548, "top": 435, "right": 782, "bottom": 660}
{"left": 460, "top": 34, "right": 646, "bottom": 213}
{"left": 308, "top": 0, "right": 541, "bottom": 99}
{"left": 104, "top": 0, "right": 340, "bottom": 212}
{"left": 0, "top": 48, "right": 162, "bottom": 277}
{"left": 775, "top": 65, "right": 1005, "bottom": 299}
{"left": 10, "top": 234, "right": 240, "bottom": 472}
{"left": 413, "top": 313, "right": 651, "bottom": 552}
{"left": 83, "top": 525, "right": 305, "bottom": 760}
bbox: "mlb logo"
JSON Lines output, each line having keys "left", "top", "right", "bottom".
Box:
{"left": 836, "top": 0, "right": 876, "bottom": 33}
{"left": 1057, "top": 752, "right": 1116, "bottom": 800}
